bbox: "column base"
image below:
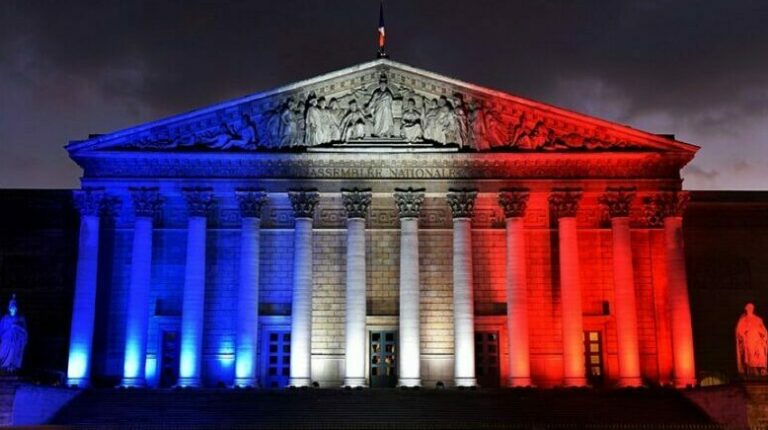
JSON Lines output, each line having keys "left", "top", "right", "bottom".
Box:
{"left": 454, "top": 377, "right": 477, "bottom": 388}
{"left": 563, "top": 377, "right": 587, "bottom": 387}
{"left": 343, "top": 377, "right": 367, "bottom": 388}
{"left": 176, "top": 377, "right": 202, "bottom": 388}
{"left": 233, "top": 377, "right": 259, "bottom": 388}
{"left": 674, "top": 377, "right": 697, "bottom": 388}
{"left": 507, "top": 377, "right": 533, "bottom": 387}
{"left": 120, "top": 377, "right": 146, "bottom": 388}
{"left": 66, "top": 377, "right": 90, "bottom": 388}
{"left": 289, "top": 377, "right": 312, "bottom": 388}
{"left": 617, "top": 376, "right": 643, "bottom": 387}
{"left": 397, "top": 377, "right": 422, "bottom": 388}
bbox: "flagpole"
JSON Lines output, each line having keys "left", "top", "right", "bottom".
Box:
{"left": 377, "top": 0, "right": 388, "bottom": 58}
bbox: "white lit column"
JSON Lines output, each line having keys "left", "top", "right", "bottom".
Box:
{"left": 498, "top": 189, "right": 532, "bottom": 387}
{"left": 394, "top": 187, "right": 426, "bottom": 387}
{"left": 288, "top": 189, "right": 319, "bottom": 387}
{"left": 341, "top": 188, "right": 372, "bottom": 388}
{"left": 447, "top": 189, "right": 478, "bottom": 387}
{"left": 234, "top": 189, "right": 267, "bottom": 388}
{"left": 67, "top": 188, "right": 108, "bottom": 387}
{"left": 122, "top": 187, "right": 164, "bottom": 387}
{"left": 178, "top": 187, "right": 215, "bottom": 387}
{"left": 550, "top": 189, "right": 587, "bottom": 387}
{"left": 653, "top": 191, "right": 696, "bottom": 387}
{"left": 600, "top": 188, "right": 642, "bottom": 387}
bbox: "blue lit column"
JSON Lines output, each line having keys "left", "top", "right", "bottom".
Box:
{"left": 288, "top": 189, "right": 319, "bottom": 387}
{"left": 67, "top": 188, "right": 109, "bottom": 387}
{"left": 122, "top": 187, "right": 164, "bottom": 387}
{"left": 447, "top": 189, "right": 478, "bottom": 388}
{"left": 178, "top": 187, "right": 215, "bottom": 387}
{"left": 341, "top": 188, "right": 372, "bottom": 388}
{"left": 234, "top": 189, "right": 267, "bottom": 388}
{"left": 394, "top": 187, "right": 425, "bottom": 387}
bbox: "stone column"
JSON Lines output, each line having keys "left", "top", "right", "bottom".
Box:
{"left": 341, "top": 188, "right": 372, "bottom": 388}
{"left": 178, "top": 187, "right": 215, "bottom": 387}
{"left": 599, "top": 188, "right": 642, "bottom": 387}
{"left": 122, "top": 187, "right": 164, "bottom": 387}
{"left": 447, "top": 188, "right": 478, "bottom": 387}
{"left": 648, "top": 191, "right": 696, "bottom": 387}
{"left": 498, "top": 189, "right": 532, "bottom": 387}
{"left": 549, "top": 189, "right": 587, "bottom": 387}
{"left": 394, "top": 187, "right": 426, "bottom": 387}
{"left": 234, "top": 189, "right": 267, "bottom": 388}
{"left": 67, "top": 188, "right": 109, "bottom": 387}
{"left": 288, "top": 189, "right": 319, "bottom": 387}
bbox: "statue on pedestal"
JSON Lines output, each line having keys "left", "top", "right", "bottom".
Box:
{"left": 736, "top": 303, "right": 768, "bottom": 377}
{"left": 0, "top": 294, "right": 27, "bottom": 373}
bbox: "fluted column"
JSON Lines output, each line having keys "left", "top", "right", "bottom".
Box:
{"left": 447, "top": 188, "right": 478, "bottom": 387}
{"left": 234, "top": 189, "right": 267, "bottom": 388}
{"left": 341, "top": 188, "right": 372, "bottom": 388}
{"left": 394, "top": 187, "right": 426, "bottom": 387}
{"left": 288, "top": 189, "right": 319, "bottom": 387}
{"left": 498, "top": 189, "right": 532, "bottom": 387}
{"left": 122, "top": 187, "right": 164, "bottom": 387}
{"left": 599, "top": 188, "right": 642, "bottom": 387}
{"left": 178, "top": 187, "right": 215, "bottom": 387}
{"left": 648, "top": 191, "right": 696, "bottom": 387}
{"left": 549, "top": 189, "right": 586, "bottom": 386}
{"left": 67, "top": 188, "right": 109, "bottom": 387}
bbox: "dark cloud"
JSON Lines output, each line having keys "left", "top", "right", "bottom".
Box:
{"left": 0, "top": 0, "right": 767, "bottom": 188}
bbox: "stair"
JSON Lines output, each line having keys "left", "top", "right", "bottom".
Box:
{"left": 51, "top": 387, "right": 715, "bottom": 429}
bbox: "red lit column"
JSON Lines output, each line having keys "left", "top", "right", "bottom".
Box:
{"left": 651, "top": 191, "right": 696, "bottom": 387}
{"left": 549, "top": 189, "right": 586, "bottom": 387}
{"left": 599, "top": 188, "right": 642, "bottom": 387}
{"left": 447, "top": 189, "right": 478, "bottom": 387}
{"left": 498, "top": 189, "right": 532, "bottom": 387}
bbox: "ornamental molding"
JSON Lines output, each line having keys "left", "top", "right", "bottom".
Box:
{"left": 129, "top": 187, "right": 164, "bottom": 218}
{"left": 288, "top": 189, "right": 320, "bottom": 219}
{"left": 447, "top": 188, "right": 478, "bottom": 219}
{"left": 341, "top": 188, "right": 372, "bottom": 219}
{"left": 393, "top": 187, "right": 426, "bottom": 218}
{"left": 549, "top": 188, "right": 583, "bottom": 219}
{"left": 643, "top": 191, "right": 690, "bottom": 226}
{"left": 235, "top": 189, "right": 267, "bottom": 218}
{"left": 182, "top": 187, "right": 216, "bottom": 217}
{"left": 67, "top": 59, "right": 698, "bottom": 157}
{"left": 598, "top": 187, "right": 636, "bottom": 218}
{"left": 498, "top": 188, "right": 530, "bottom": 218}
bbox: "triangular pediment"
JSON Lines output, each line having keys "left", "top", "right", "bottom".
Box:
{"left": 66, "top": 59, "right": 698, "bottom": 155}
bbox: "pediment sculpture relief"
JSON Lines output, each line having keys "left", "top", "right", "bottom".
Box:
{"left": 122, "top": 69, "right": 643, "bottom": 152}
{"left": 736, "top": 303, "right": 768, "bottom": 377}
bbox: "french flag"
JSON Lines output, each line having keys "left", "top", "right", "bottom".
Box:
{"left": 378, "top": 1, "right": 386, "bottom": 52}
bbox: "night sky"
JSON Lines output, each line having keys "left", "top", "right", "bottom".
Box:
{"left": 1, "top": 1, "right": 766, "bottom": 189}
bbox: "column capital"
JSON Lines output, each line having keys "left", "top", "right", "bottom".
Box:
{"left": 393, "top": 187, "right": 426, "bottom": 218}
{"left": 341, "top": 188, "right": 372, "bottom": 219}
{"left": 182, "top": 187, "right": 216, "bottom": 217}
{"left": 643, "top": 191, "right": 690, "bottom": 226}
{"left": 548, "top": 188, "right": 583, "bottom": 219}
{"left": 235, "top": 189, "right": 267, "bottom": 218}
{"left": 498, "top": 188, "right": 530, "bottom": 218}
{"left": 598, "top": 187, "right": 636, "bottom": 218}
{"left": 73, "top": 187, "right": 119, "bottom": 217}
{"left": 288, "top": 189, "right": 319, "bottom": 219}
{"left": 447, "top": 188, "right": 478, "bottom": 219}
{"left": 129, "top": 187, "right": 164, "bottom": 218}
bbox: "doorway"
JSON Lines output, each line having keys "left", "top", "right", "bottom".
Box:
{"left": 261, "top": 330, "right": 291, "bottom": 388}
{"left": 369, "top": 331, "right": 397, "bottom": 388}
{"left": 584, "top": 330, "right": 604, "bottom": 386}
{"left": 159, "top": 330, "right": 180, "bottom": 388}
{"left": 475, "top": 331, "right": 500, "bottom": 388}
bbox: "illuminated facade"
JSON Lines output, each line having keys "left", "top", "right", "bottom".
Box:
{"left": 64, "top": 59, "right": 699, "bottom": 389}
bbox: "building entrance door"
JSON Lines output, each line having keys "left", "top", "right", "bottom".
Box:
{"left": 584, "top": 330, "right": 604, "bottom": 386}
{"left": 159, "top": 330, "right": 180, "bottom": 388}
{"left": 369, "top": 331, "right": 397, "bottom": 388}
{"left": 475, "top": 331, "right": 500, "bottom": 388}
{"left": 261, "top": 330, "right": 291, "bottom": 388}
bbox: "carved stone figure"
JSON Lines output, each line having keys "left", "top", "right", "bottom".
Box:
{"left": 736, "top": 303, "right": 768, "bottom": 377}
{"left": 468, "top": 101, "right": 487, "bottom": 150}
{"left": 452, "top": 95, "right": 470, "bottom": 148}
{"left": 517, "top": 121, "right": 550, "bottom": 150}
{"left": 326, "top": 98, "right": 344, "bottom": 142}
{"left": 0, "top": 294, "right": 27, "bottom": 372}
{"left": 400, "top": 98, "right": 423, "bottom": 142}
{"left": 341, "top": 100, "right": 367, "bottom": 141}
{"left": 366, "top": 73, "right": 397, "bottom": 138}
{"left": 423, "top": 98, "right": 440, "bottom": 142}
{"left": 304, "top": 95, "right": 326, "bottom": 146}
{"left": 202, "top": 114, "right": 258, "bottom": 150}
{"left": 279, "top": 98, "right": 299, "bottom": 147}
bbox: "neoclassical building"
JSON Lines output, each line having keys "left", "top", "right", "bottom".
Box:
{"left": 64, "top": 59, "right": 699, "bottom": 389}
